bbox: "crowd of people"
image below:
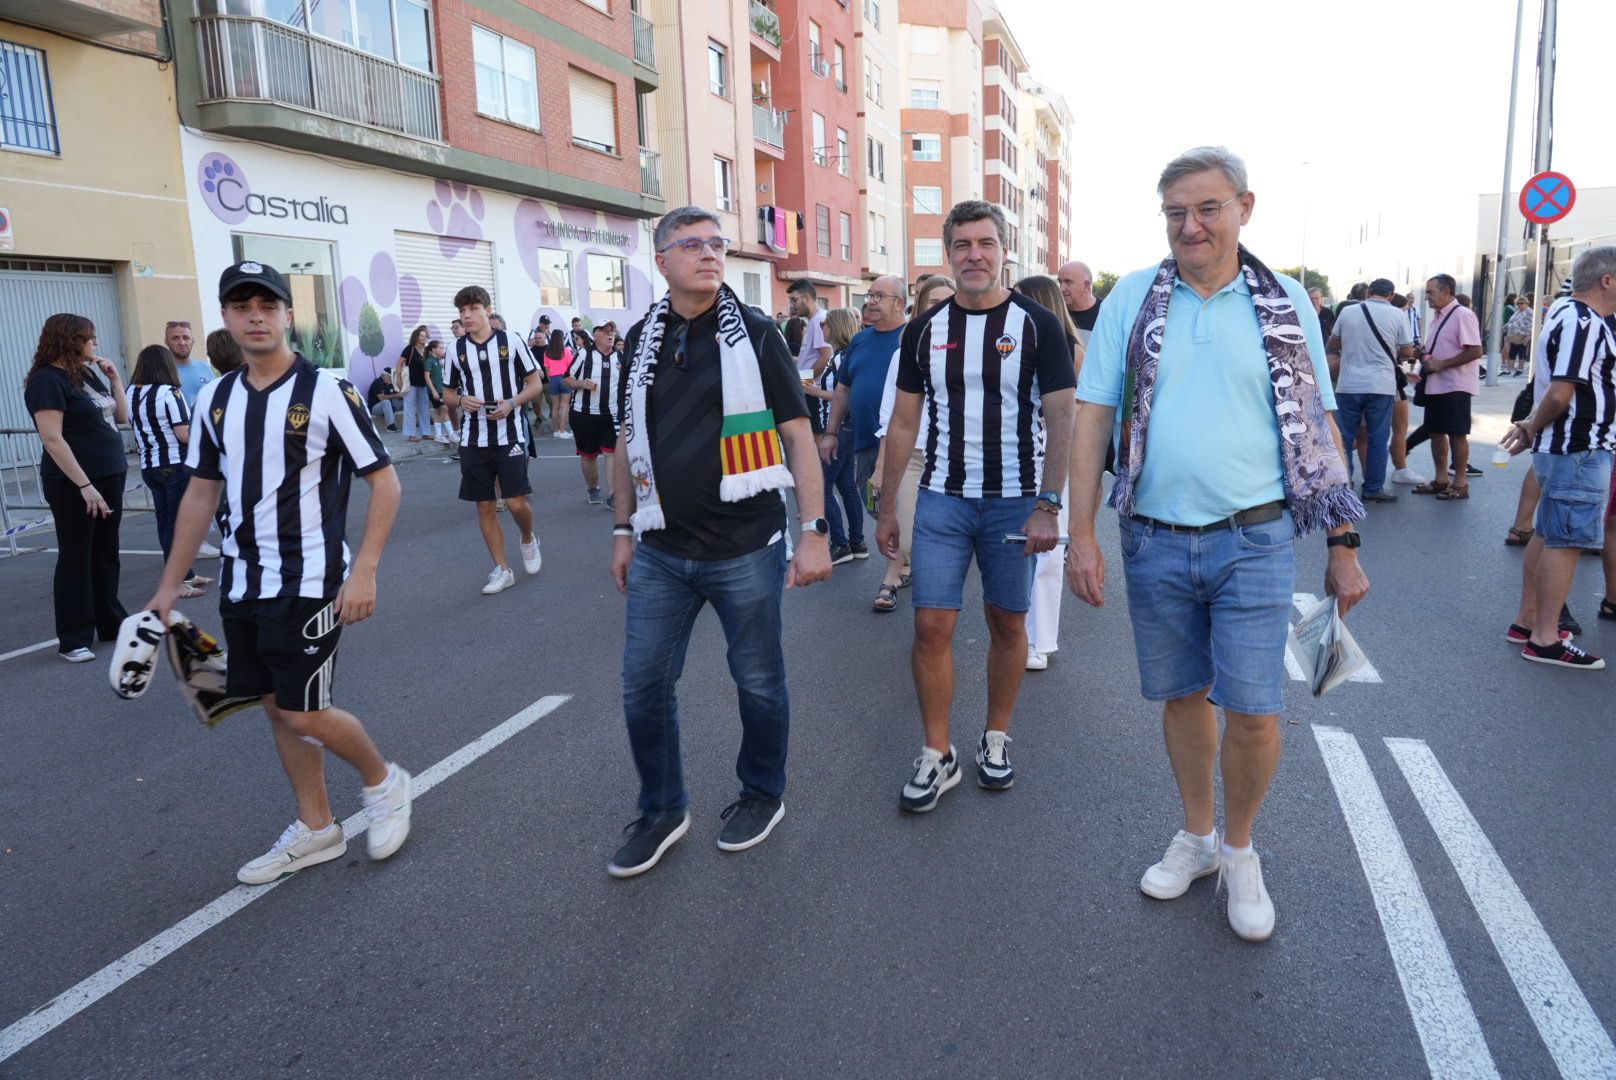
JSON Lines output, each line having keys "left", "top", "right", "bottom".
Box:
{"left": 20, "top": 145, "right": 1616, "bottom": 945}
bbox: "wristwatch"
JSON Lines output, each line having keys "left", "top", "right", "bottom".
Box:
{"left": 1036, "top": 490, "right": 1063, "bottom": 509}
{"left": 1326, "top": 532, "right": 1362, "bottom": 549}
{"left": 801, "top": 517, "right": 830, "bottom": 537}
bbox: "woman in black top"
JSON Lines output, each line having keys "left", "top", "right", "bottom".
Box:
{"left": 128, "top": 344, "right": 207, "bottom": 599}
{"left": 398, "top": 323, "right": 432, "bottom": 442}
{"left": 23, "top": 313, "right": 132, "bottom": 662}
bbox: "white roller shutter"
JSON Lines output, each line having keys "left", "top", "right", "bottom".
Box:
{"left": 568, "top": 68, "right": 617, "bottom": 154}
{"left": 393, "top": 231, "right": 495, "bottom": 341}
{"left": 0, "top": 259, "right": 124, "bottom": 433}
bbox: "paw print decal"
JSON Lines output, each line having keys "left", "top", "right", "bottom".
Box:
{"left": 427, "top": 180, "right": 486, "bottom": 258}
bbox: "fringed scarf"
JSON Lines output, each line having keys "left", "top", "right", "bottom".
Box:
{"left": 1112, "top": 247, "right": 1364, "bottom": 535}
{"left": 620, "top": 283, "right": 794, "bottom": 537}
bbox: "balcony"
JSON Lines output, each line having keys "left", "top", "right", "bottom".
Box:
{"left": 752, "top": 103, "right": 785, "bottom": 151}
{"left": 631, "top": 12, "right": 656, "bottom": 72}
{"left": 749, "top": 2, "right": 782, "bottom": 48}
{"left": 639, "top": 146, "right": 662, "bottom": 198}
{"left": 195, "top": 14, "right": 442, "bottom": 143}
{"left": 5, "top": 0, "right": 158, "bottom": 40}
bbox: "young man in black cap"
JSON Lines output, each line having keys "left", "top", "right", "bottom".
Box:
{"left": 145, "top": 260, "right": 413, "bottom": 885}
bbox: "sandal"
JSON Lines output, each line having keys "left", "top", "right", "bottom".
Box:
{"left": 898, "top": 573, "right": 912, "bottom": 589}
{"left": 1436, "top": 486, "right": 1469, "bottom": 500}
{"left": 1411, "top": 482, "right": 1449, "bottom": 495}
{"left": 1504, "top": 526, "right": 1534, "bottom": 547}
{"left": 872, "top": 585, "right": 898, "bottom": 613}
{"left": 179, "top": 583, "right": 206, "bottom": 599}
{"left": 1599, "top": 599, "right": 1616, "bottom": 622}
{"left": 186, "top": 574, "right": 215, "bottom": 587}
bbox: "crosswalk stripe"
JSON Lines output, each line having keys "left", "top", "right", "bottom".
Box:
{"left": 1312, "top": 725, "right": 1500, "bottom": 1079}
{"left": 1386, "top": 738, "right": 1616, "bottom": 1080}
{"left": 1286, "top": 592, "right": 1383, "bottom": 684}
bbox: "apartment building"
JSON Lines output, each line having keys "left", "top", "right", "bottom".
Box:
{"left": 770, "top": 0, "right": 862, "bottom": 307}
{"left": 980, "top": 8, "right": 1025, "bottom": 285}
{"left": 1020, "top": 76, "right": 1072, "bottom": 275}
{"left": 0, "top": 1, "right": 200, "bottom": 428}
{"left": 855, "top": 0, "right": 904, "bottom": 301}
{"left": 172, "top": 0, "right": 665, "bottom": 386}
{"left": 898, "top": 0, "right": 982, "bottom": 286}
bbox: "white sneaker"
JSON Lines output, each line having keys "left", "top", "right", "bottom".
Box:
{"left": 196, "top": 541, "right": 221, "bottom": 559}
{"left": 481, "top": 566, "right": 516, "bottom": 595}
{"left": 1025, "top": 648, "right": 1049, "bottom": 671}
{"left": 61, "top": 647, "right": 96, "bottom": 663}
{"left": 436, "top": 433, "right": 451, "bottom": 445}
{"left": 1140, "top": 829, "right": 1220, "bottom": 900}
{"left": 899, "top": 745, "right": 960, "bottom": 813}
{"left": 520, "top": 537, "right": 542, "bottom": 575}
{"left": 362, "top": 764, "right": 413, "bottom": 861}
{"left": 561, "top": 430, "right": 574, "bottom": 440}
{"left": 1219, "top": 846, "right": 1276, "bottom": 942}
{"left": 237, "top": 819, "right": 346, "bottom": 885}
{"left": 1389, "top": 467, "right": 1429, "bottom": 485}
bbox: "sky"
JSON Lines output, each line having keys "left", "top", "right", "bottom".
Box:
{"left": 995, "top": 0, "right": 1615, "bottom": 296}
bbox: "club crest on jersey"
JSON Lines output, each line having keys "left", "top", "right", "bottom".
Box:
{"left": 212, "top": 407, "right": 224, "bottom": 426}
{"left": 343, "top": 385, "right": 364, "bottom": 410}
{"left": 286, "top": 403, "right": 310, "bottom": 434}
{"left": 498, "top": 345, "right": 509, "bottom": 360}
{"left": 995, "top": 334, "right": 1018, "bottom": 357}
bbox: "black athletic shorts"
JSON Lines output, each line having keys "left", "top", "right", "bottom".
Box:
{"left": 569, "top": 411, "right": 617, "bottom": 457}
{"left": 459, "top": 443, "right": 534, "bottom": 502}
{"left": 220, "top": 596, "right": 342, "bottom": 713}
{"left": 1421, "top": 390, "right": 1473, "bottom": 436}
{"left": 1507, "top": 340, "right": 1527, "bottom": 360}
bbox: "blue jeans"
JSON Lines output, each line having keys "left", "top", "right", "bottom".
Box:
{"left": 821, "top": 424, "right": 863, "bottom": 547}
{"left": 1335, "top": 392, "right": 1395, "bottom": 493}
{"left": 141, "top": 465, "right": 192, "bottom": 579}
{"left": 910, "top": 489, "right": 1038, "bottom": 612}
{"left": 402, "top": 386, "right": 432, "bottom": 437}
{"left": 621, "top": 540, "right": 789, "bottom": 819}
{"left": 1118, "top": 511, "right": 1296, "bottom": 716}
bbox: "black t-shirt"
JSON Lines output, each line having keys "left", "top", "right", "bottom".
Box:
{"left": 25, "top": 365, "right": 127, "bottom": 481}
{"left": 401, "top": 346, "right": 427, "bottom": 388}
{"left": 1316, "top": 305, "right": 1337, "bottom": 341}
{"left": 622, "top": 303, "right": 808, "bottom": 561}
{"left": 366, "top": 375, "right": 393, "bottom": 408}
{"left": 1070, "top": 297, "right": 1101, "bottom": 333}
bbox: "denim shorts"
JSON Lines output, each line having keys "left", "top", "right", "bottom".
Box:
{"left": 1119, "top": 511, "right": 1296, "bottom": 716}
{"left": 910, "top": 489, "right": 1037, "bottom": 613}
{"left": 547, "top": 374, "right": 568, "bottom": 395}
{"left": 1533, "top": 449, "right": 1613, "bottom": 549}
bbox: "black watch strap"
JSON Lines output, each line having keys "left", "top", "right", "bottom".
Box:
{"left": 1326, "top": 532, "right": 1362, "bottom": 549}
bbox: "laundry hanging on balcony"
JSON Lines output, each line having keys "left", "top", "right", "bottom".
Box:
{"left": 786, "top": 212, "right": 799, "bottom": 255}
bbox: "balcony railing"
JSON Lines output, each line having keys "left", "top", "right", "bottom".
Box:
{"left": 752, "top": 103, "right": 785, "bottom": 149}
{"left": 749, "top": 1, "right": 781, "bottom": 47}
{"left": 631, "top": 12, "right": 656, "bottom": 70}
{"left": 195, "top": 14, "right": 442, "bottom": 143}
{"left": 639, "top": 146, "right": 662, "bottom": 198}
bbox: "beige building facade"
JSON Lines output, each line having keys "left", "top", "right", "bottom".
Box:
{"left": 856, "top": 0, "right": 904, "bottom": 298}
{"left": 899, "top": 0, "right": 982, "bottom": 282}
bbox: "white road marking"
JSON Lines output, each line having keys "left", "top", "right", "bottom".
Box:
{"left": 1286, "top": 592, "right": 1382, "bottom": 683}
{"left": 1312, "top": 726, "right": 1499, "bottom": 1079}
{"left": 41, "top": 549, "right": 165, "bottom": 556}
{"left": 1386, "top": 737, "right": 1616, "bottom": 1080}
{"left": 0, "top": 694, "right": 571, "bottom": 1065}
{"left": 0, "top": 638, "right": 59, "bottom": 663}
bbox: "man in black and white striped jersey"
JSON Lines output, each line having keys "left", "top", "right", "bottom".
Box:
{"left": 877, "top": 200, "right": 1077, "bottom": 812}
{"left": 444, "top": 285, "right": 546, "bottom": 595}
{"left": 145, "top": 259, "right": 413, "bottom": 886}
{"left": 564, "top": 321, "right": 621, "bottom": 506}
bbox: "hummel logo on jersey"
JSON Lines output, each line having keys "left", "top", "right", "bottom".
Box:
{"left": 508, "top": 443, "right": 524, "bottom": 457}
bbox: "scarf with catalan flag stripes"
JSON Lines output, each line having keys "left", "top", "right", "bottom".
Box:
{"left": 622, "top": 284, "right": 794, "bottom": 537}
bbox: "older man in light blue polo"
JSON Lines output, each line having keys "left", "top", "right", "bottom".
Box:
{"left": 1066, "top": 146, "right": 1369, "bottom": 942}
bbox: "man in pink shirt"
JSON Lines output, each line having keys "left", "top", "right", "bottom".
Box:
{"left": 1411, "top": 273, "right": 1484, "bottom": 498}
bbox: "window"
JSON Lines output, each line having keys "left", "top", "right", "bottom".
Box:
{"left": 911, "top": 134, "right": 941, "bottom": 162}
{"left": 833, "top": 42, "right": 846, "bottom": 91}
{"left": 811, "top": 112, "right": 826, "bottom": 166}
{"left": 587, "top": 254, "right": 627, "bottom": 308}
{"left": 876, "top": 141, "right": 884, "bottom": 179}
{"left": 808, "top": 20, "right": 824, "bottom": 75}
{"left": 473, "top": 26, "right": 538, "bottom": 128}
{"left": 816, "top": 205, "right": 831, "bottom": 257}
{"left": 714, "top": 156, "right": 734, "bottom": 211}
{"left": 708, "top": 41, "right": 728, "bottom": 97}
{"left": 866, "top": 136, "right": 885, "bottom": 180}
{"left": 836, "top": 127, "right": 849, "bottom": 176}
{"left": 743, "top": 271, "right": 763, "bottom": 307}
{"left": 866, "top": 61, "right": 882, "bottom": 104}
{"left": 231, "top": 234, "right": 342, "bottom": 367}
{"left": 579, "top": 0, "right": 609, "bottom": 10}
{"left": 913, "top": 186, "right": 942, "bottom": 214}
{"left": 839, "top": 212, "right": 852, "bottom": 260}
{"left": 864, "top": 0, "right": 880, "bottom": 28}
{"left": 569, "top": 67, "right": 617, "bottom": 153}
{"left": 536, "top": 248, "right": 573, "bottom": 306}
{"left": 395, "top": 0, "right": 433, "bottom": 72}
{"left": 0, "top": 40, "right": 58, "bottom": 155}
{"left": 910, "top": 80, "right": 940, "bottom": 110}
{"left": 868, "top": 211, "right": 887, "bottom": 255}
{"left": 913, "top": 238, "right": 943, "bottom": 266}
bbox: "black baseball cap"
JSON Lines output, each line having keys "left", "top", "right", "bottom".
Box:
{"left": 218, "top": 260, "right": 293, "bottom": 304}
{"left": 1369, "top": 278, "right": 1396, "bottom": 296}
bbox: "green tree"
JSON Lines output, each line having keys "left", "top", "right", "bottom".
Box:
{"left": 358, "top": 303, "right": 385, "bottom": 361}
{"left": 1094, "top": 271, "right": 1121, "bottom": 300}
{"left": 1276, "top": 266, "right": 1331, "bottom": 296}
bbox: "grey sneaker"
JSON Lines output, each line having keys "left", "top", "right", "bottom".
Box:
{"left": 587, "top": 487, "right": 602, "bottom": 505}
{"left": 975, "top": 730, "right": 1014, "bottom": 789}
{"left": 830, "top": 544, "right": 854, "bottom": 565}
{"left": 716, "top": 796, "right": 785, "bottom": 852}
{"left": 1140, "top": 830, "right": 1220, "bottom": 900}
{"left": 900, "top": 746, "right": 960, "bottom": 813}
{"left": 237, "top": 819, "right": 347, "bottom": 885}
{"left": 607, "top": 813, "right": 690, "bottom": 878}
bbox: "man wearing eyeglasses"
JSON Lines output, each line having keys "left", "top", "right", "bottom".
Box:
{"left": 1067, "top": 146, "right": 1368, "bottom": 942}
{"left": 605, "top": 207, "right": 831, "bottom": 878}
{"left": 166, "top": 320, "right": 213, "bottom": 408}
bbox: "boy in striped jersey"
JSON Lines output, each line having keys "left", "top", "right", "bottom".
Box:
{"left": 563, "top": 322, "right": 621, "bottom": 506}
{"left": 145, "top": 261, "right": 412, "bottom": 885}
{"left": 444, "top": 286, "right": 546, "bottom": 595}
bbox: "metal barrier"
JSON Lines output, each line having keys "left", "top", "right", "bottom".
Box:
{"left": 1, "top": 427, "right": 153, "bottom": 558}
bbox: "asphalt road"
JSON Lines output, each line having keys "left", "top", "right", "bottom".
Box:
{"left": 2, "top": 386, "right": 1613, "bottom": 1079}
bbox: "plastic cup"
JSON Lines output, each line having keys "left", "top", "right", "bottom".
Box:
{"left": 1492, "top": 446, "right": 1512, "bottom": 467}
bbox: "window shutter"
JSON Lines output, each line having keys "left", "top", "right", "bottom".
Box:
{"left": 569, "top": 68, "right": 617, "bottom": 153}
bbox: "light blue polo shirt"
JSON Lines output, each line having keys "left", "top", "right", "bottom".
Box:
{"left": 1077, "top": 264, "right": 1334, "bottom": 526}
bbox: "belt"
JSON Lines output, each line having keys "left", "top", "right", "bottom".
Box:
{"left": 1130, "top": 501, "right": 1286, "bottom": 534}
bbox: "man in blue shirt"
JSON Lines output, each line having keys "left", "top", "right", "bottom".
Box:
{"left": 1067, "top": 147, "right": 1368, "bottom": 943}
{"left": 817, "top": 275, "right": 907, "bottom": 496}
{"left": 166, "top": 320, "right": 213, "bottom": 407}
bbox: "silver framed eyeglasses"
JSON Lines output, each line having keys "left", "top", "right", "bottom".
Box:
{"left": 658, "top": 236, "right": 733, "bottom": 255}
{"left": 1159, "top": 195, "right": 1241, "bottom": 229}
